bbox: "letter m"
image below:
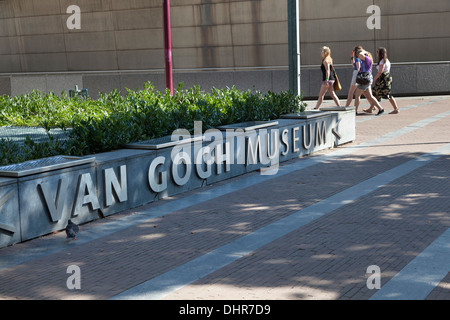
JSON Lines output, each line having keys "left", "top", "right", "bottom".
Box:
{"left": 315, "top": 121, "right": 327, "bottom": 147}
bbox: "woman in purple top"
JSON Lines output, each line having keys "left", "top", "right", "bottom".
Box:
{"left": 346, "top": 46, "right": 363, "bottom": 107}
{"left": 354, "top": 49, "right": 384, "bottom": 115}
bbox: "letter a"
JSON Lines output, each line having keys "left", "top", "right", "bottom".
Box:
{"left": 366, "top": 265, "right": 381, "bottom": 289}
{"left": 366, "top": 5, "right": 381, "bottom": 30}
{"left": 66, "top": 265, "right": 81, "bottom": 290}
{"left": 67, "top": 5, "right": 81, "bottom": 30}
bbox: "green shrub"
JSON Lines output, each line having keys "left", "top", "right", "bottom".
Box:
{"left": 0, "top": 82, "right": 306, "bottom": 165}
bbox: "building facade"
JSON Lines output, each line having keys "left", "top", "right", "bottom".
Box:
{"left": 0, "top": 0, "right": 449, "bottom": 98}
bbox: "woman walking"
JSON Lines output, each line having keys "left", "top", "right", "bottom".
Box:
{"left": 363, "top": 47, "right": 399, "bottom": 114}
{"left": 354, "top": 49, "right": 384, "bottom": 115}
{"left": 314, "top": 46, "right": 341, "bottom": 109}
{"left": 346, "top": 46, "right": 362, "bottom": 107}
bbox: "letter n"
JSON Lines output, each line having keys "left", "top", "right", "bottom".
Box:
{"left": 104, "top": 166, "right": 128, "bottom": 207}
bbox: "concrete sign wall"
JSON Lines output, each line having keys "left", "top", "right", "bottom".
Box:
{"left": 0, "top": 109, "right": 355, "bottom": 248}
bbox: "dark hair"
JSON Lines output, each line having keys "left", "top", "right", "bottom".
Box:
{"left": 351, "top": 46, "right": 363, "bottom": 60}
{"left": 377, "top": 47, "right": 387, "bottom": 64}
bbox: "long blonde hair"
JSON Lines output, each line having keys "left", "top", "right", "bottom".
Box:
{"left": 356, "top": 49, "right": 373, "bottom": 61}
{"left": 321, "top": 46, "right": 333, "bottom": 64}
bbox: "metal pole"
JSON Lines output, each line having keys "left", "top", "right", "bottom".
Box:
{"left": 163, "top": 0, "right": 173, "bottom": 95}
{"left": 288, "top": 0, "right": 300, "bottom": 96}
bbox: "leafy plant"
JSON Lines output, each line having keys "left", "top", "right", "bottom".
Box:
{"left": 0, "top": 82, "right": 306, "bottom": 166}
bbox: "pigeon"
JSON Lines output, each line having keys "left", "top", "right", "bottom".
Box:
{"left": 65, "top": 219, "right": 79, "bottom": 240}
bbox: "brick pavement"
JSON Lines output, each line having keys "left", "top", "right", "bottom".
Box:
{"left": 0, "top": 95, "right": 449, "bottom": 300}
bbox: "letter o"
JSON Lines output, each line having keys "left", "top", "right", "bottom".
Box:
{"left": 172, "top": 152, "right": 192, "bottom": 186}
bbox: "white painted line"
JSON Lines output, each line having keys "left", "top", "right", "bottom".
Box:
{"left": 370, "top": 228, "right": 450, "bottom": 300}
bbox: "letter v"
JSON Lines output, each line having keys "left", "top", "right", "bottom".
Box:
{"left": 38, "top": 179, "right": 68, "bottom": 222}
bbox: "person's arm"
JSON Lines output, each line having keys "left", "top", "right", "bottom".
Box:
{"left": 373, "top": 62, "right": 385, "bottom": 83}
{"left": 356, "top": 60, "right": 361, "bottom": 72}
{"left": 323, "top": 60, "right": 331, "bottom": 82}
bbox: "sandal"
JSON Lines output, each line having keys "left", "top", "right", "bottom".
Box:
{"left": 363, "top": 108, "right": 374, "bottom": 113}
{"left": 389, "top": 109, "right": 399, "bottom": 114}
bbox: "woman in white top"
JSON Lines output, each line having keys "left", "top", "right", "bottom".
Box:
{"left": 364, "top": 47, "right": 399, "bottom": 114}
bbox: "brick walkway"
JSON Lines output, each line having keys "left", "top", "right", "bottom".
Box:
{"left": 0, "top": 95, "right": 449, "bottom": 301}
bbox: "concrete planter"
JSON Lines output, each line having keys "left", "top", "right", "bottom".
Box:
{"left": 0, "top": 109, "right": 355, "bottom": 248}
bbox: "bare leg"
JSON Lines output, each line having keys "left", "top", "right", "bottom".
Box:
{"left": 388, "top": 97, "right": 399, "bottom": 114}
{"left": 363, "top": 92, "right": 377, "bottom": 113}
{"left": 314, "top": 84, "right": 329, "bottom": 109}
{"left": 346, "top": 84, "right": 357, "bottom": 107}
{"left": 354, "top": 88, "right": 363, "bottom": 113}
{"left": 327, "top": 86, "right": 341, "bottom": 107}
{"left": 365, "top": 87, "right": 384, "bottom": 114}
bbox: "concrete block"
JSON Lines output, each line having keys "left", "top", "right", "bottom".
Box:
{"left": 113, "top": 8, "right": 162, "bottom": 30}
{"left": 0, "top": 77, "right": 11, "bottom": 96}
{"left": 390, "top": 64, "right": 417, "bottom": 95}
{"left": 271, "top": 69, "right": 289, "bottom": 93}
{"left": 172, "top": 25, "right": 233, "bottom": 48}
{"left": 23, "top": 53, "right": 68, "bottom": 72}
{"left": 232, "top": 70, "right": 273, "bottom": 93}
{"left": 82, "top": 73, "right": 120, "bottom": 98}
{"left": 417, "top": 63, "right": 450, "bottom": 94}
{"left": 117, "top": 49, "right": 164, "bottom": 70}
{"left": 0, "top": 18, "right": 18, "bottom": 37}
{"left": 299, "top": 0, "right": 373, "bottom": 20}
{"left": 94, "top": 149, "right": 156, "bottom": 217}
{"left": 0, "top": 1, "right": 15, "bottom": 19}
{"left": 324, "top": 108, "right": 356, "bottom": 146}
{"left": 0, "top": 179, "right": 20, "bottom": 248}
{"left": 46, "top": 74, "right": 83, "bottom": 96}
{"left": 18, "top": 163, "right": 99, "bottom": 242}
{"left": 0, "top": 55, "right": 21, "bottom": 73}
{"left": 11, "top": 75, "right": 47, "bottom": 96}
{"left": 65, "top": 31, "right": 116, "bottom": 52}
{"left": 67, "top": 51, "right": 117, "bottom": 71}
{"left": 22, "top": 34, "right": 65, "bottom": 54}
{"left": 115, "top": 29, "right": 164, "bottom": 50}
{"left": 16, "top": 15, "right": 62, "bottom": 35}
